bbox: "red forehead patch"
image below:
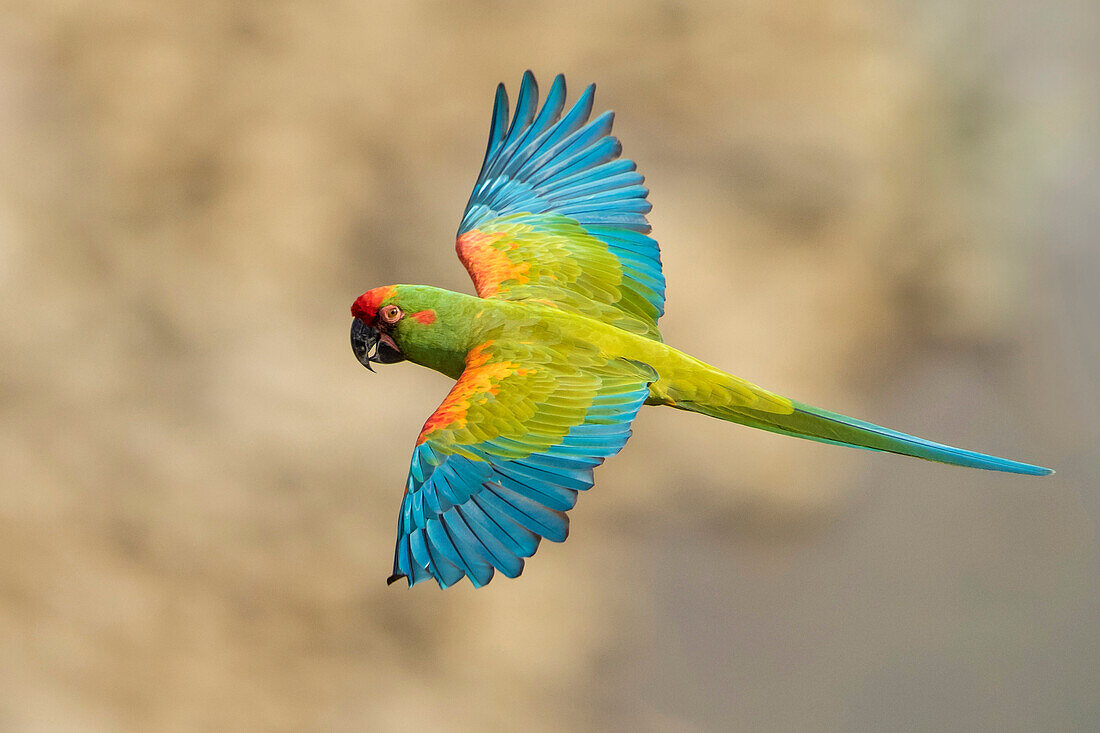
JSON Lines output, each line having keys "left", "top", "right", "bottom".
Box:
{"left": 351, "top": 285, "right": 397, "bottom": 320}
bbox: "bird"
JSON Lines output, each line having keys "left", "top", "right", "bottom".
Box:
{"left": 350, "top": 71, "right": 1052, "bottom": 589}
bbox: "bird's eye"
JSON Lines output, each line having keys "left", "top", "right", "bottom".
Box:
{"left": 380, "top": 304, "right": 403, "bottom": 324}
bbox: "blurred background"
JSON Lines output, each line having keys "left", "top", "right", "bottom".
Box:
{"left": 1, "top": 1, "right": 1096, "bottom": 730}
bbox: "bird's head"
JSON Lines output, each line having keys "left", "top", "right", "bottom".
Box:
{"left": 350, "top": 285, "right": 447, "bottom": 372}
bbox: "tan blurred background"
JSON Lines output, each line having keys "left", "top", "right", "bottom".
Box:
{"left": 1, "top": 1, "right": 1097, "bottom": 731}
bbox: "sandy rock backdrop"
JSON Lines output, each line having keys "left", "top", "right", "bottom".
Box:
{"left": 0, "top": 1, "right": 1096, "bottom": 730}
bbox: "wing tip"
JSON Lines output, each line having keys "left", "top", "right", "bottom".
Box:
{"left": 386, "top": 573, "right": 407, "bottom": 586}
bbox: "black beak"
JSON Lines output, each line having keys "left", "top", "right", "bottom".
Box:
{"left": 351, "top": 318, "right": 404, "bottom": 371}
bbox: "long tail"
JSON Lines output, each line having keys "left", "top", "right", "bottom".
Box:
{"left": 660, "top": 367, "right": 1053, "bottom": 476}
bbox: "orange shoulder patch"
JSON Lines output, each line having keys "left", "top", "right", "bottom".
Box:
{"left": 456, "top": 229, "right": 530, "bottom": 297}
{"left": 416, "top": 341, "right": 530, "bottom": 444}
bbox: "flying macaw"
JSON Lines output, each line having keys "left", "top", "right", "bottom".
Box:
{"left": 351, "top": 71, "right": 1052, "bottom": 589}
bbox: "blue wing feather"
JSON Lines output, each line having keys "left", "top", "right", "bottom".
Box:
{"left": 388, "top": 378, "right": 652, "bottom": 588}
{"left": 458, "top": 72, "right": 666, "bottom": 326}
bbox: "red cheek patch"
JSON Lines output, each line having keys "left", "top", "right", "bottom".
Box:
{"left": 411, "top": 309, "right": 437, "bottom": 325}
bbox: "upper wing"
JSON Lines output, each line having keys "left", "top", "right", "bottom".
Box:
{"left": 388, "top": 339, "right": 656, "bottom": 588}
{"left": 457, "top": 71, "right": 666, "bottom": 341}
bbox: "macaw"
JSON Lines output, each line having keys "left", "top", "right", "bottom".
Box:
{"left": 351, "top": 71, "right": 1052, "bottom": 589}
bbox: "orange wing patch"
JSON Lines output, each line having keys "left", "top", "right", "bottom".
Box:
{"left": 456, "top": 229, "right": 531, "bottom": 297}
{"left": 417, "top": 341, "right": 533, "bottom": 444}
